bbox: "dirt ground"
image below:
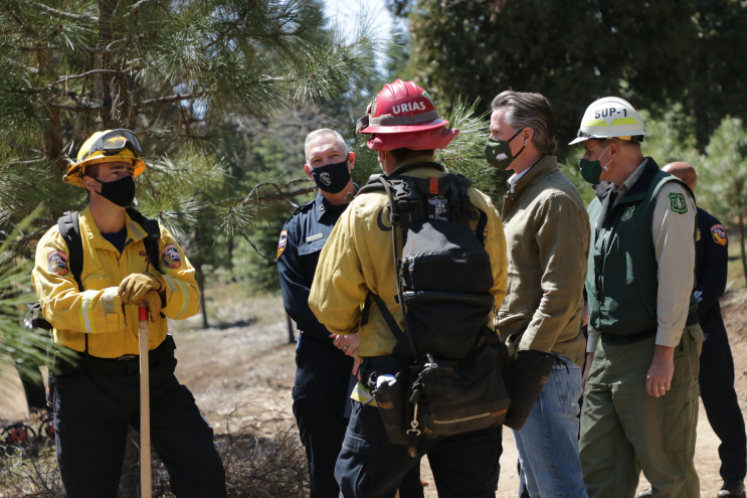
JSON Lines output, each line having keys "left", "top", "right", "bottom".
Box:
{"left": 2, "top": 287, "right": 747, "bottom": 497}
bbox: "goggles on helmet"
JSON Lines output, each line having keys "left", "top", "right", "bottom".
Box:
{"left": 79, "top": 129, "right": 144, "bottom": 162}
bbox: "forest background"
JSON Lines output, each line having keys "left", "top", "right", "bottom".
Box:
{"left": 2, "top": 0, "right": 747, "bottom": 383}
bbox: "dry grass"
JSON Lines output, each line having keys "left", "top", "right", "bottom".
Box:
{"left": 0, "top": 422, "right": 308, "bottom": 498}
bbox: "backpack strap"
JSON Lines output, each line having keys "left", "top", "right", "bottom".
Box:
{"left": 378, "top": 176, "right": 419, "bottom": 360}
{"left": 126, "top": 207, "right": 161, "bottom": 272}
{"left": 57, "top": 211, "right": 89, "bottom": 365}
{"left": 58, "top": 212, "right": 84, "bottom": 292}
{"left": 362, "top": 291, "right": 404, "bottom": 340}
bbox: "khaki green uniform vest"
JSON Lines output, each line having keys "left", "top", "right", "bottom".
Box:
{"left": 586, "top": 159, "right": 697, "bottom": 338}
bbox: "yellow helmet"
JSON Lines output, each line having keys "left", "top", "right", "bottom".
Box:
{"left": 63, "top": 129, "right": 147, "bottom": 188}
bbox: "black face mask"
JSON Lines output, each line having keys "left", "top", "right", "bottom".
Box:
{"left": 310, "top": 159, "right": 352, "bottom": 194}
{"left": 93, "top": 175, "right": 136, "bottom": 207}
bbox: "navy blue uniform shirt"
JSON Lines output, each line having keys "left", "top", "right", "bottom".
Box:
{"left": 277, "top": 191, "right": 352, "bottom": 343}
{"left": 695, "top": 207, "right": 729, "bottom": 335}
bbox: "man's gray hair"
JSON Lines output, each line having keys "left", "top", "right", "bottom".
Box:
{"left": 304, "top": 129, "right": 348, "bottom": 163}
{"left": 491, "top": 91, "right": 557, "bottom": 155}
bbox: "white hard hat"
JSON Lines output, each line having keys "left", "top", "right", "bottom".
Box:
{"left": 569, "top": 97, "right": 645, "bottom": 145}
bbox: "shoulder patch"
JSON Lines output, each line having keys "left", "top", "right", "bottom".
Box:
{"left": 161, "top": 244, "right": 182, "bottom": 269}
{"left": 277, "top": 230, "right": 288, "bottom": 258}
{"left": 48, "top": 250, "right": 69, "bottom": 276}
{"left": 711, "top": 224, "right": 728, "bottom": 246}
{"left": 667, "top": 192, "right": 688, "bottom": 215}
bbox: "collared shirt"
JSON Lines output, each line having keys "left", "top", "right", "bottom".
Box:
{"left": 587, "top": 161, "right": 697, "bottom": 351}
{"left": 277, "top": 190, "right": 353, "bottom": 343}
{"left": 507, "top": 165, "right": 533, "bottom": 194}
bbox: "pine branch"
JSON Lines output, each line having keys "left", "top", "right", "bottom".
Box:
{"left": 26, "top": 1, "right": 98, "bottom": 22}
{"left": 238, "top": 227, "right": 277, "bottom": 264}
{"left": 135, "top": 92, "right": 204, "bottom": 110}
{"left": 202, "top": 20, "right": 240, "bottom": 53}
{"left": 49, "top": 102, "right": 106, "bottom": 112}
{"left": 240, "top": 180, "right": 315, "bottom": 208}
{"left": 49, "top": 70, "right": 117, "bottom": 87}
{"left": 130, "top": 0, "right": 156, "bottom": 12}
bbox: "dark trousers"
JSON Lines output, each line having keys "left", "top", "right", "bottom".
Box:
{"left": 293, "top": 335, "right": 356, "bottom": 498}
{"left": 53, "top": 358, "right": 226, "bottom": 498}
{"left": 335, "top": 400, "right": 502, "bottom": 498}
{"left": 700, "top": 328, "right": 747, "bottom": 481}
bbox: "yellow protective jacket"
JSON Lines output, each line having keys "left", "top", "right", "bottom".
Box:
{"left": 309, "top": 159, "right": 508, "bottom": 358}
{"left": 32, "top": 207, "right": 200, "bottom": 358}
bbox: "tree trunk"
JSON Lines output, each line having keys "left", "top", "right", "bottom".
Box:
{"left": 97, "top": 0, "right": 131, "bottom": 129}
{"left": 286, "top": 314, "right": 295, "bottom": 344}
{"left": 36, "top": 46, "right": 65, "bottom": 169}
{"left": 739, "top": 212, "right": 747, "bottom": 285}
{"left": 694, "top": 45, "right": 711, "bottom": 152}
{"left": 227, "top": 234, "right": 236, "bottom": 282}
{"left": 195, "top": 264, "right": 209, "bottom": 329}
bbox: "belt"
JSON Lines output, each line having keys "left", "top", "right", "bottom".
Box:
{"left": 601, "top": 329, "right": 656, "bottom": 345}
{"left": 600, "top": 311, "right": 700, "bottom": 345}
{"left": 51, "top": 335, "right": 176, "bottom": 376}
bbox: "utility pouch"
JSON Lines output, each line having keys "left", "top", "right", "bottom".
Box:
{"left": 410, "top": 345, "right": 510, "bottom": 440}
{"left": 503, "top": 350, "right": 556, "bottom": 430}
{"left": 370, "top": 370, "right": 409, "bottom": 445}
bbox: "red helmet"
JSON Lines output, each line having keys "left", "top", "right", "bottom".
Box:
{"left": 357, "top": 79, "right": 448, "bottom": 135}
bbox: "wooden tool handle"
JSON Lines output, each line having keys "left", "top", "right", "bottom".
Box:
{"left": 139, "top": 306, "right": 152, "bottom": 498}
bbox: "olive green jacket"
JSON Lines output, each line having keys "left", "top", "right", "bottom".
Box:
{"left": 496, "top": 156, "right": 590, "bottom": 367}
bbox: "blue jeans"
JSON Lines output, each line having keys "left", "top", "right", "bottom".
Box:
{"left": 513, "top": 354, "right": 588, "bottom": 498}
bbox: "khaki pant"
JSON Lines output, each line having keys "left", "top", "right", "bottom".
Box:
{"left": 580, "top": 325, "right": 703, "bottom": 498}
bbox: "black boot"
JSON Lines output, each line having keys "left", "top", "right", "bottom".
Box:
{"left": 718, "top": 480, "right": 746, "bottom": 498}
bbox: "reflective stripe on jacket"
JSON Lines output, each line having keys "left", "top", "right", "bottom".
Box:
{"left": 32, "top": 206, "right": 200, "bottom": 358}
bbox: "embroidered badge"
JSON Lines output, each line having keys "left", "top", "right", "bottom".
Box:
{"left": 48, "top": 250, "right": 69, "bottom": 276}
{"left": 621, "top": 206, "right": 635, "bottom": 221}
{"left": 161, "top": 244, "right": 181, "bottom": 269}
{"left": 320, "top": 172, "right": 332, "bottom": 186}
{"left": 668, "top": 192, "right": 688, "bottom": 214}
{"left": 277, "top": 230, "right": 288, "bottom": 259}
{"left": 711, "top": 224, "right": 728, "bottom": 246}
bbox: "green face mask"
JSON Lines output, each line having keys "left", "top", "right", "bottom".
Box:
{"left": 578, "top": 145, "right": 612, "bottom": 184}
{"left": 484, "top": 128, "right": 525, "bottom": 170}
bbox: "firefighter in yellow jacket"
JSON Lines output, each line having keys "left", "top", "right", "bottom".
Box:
{"left": 32, "top": 129, "right": 226, "bottom": 498}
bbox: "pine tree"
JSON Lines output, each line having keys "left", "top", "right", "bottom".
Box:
{"left": 0, "top": 0, "right": 380, "bottom": 378}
